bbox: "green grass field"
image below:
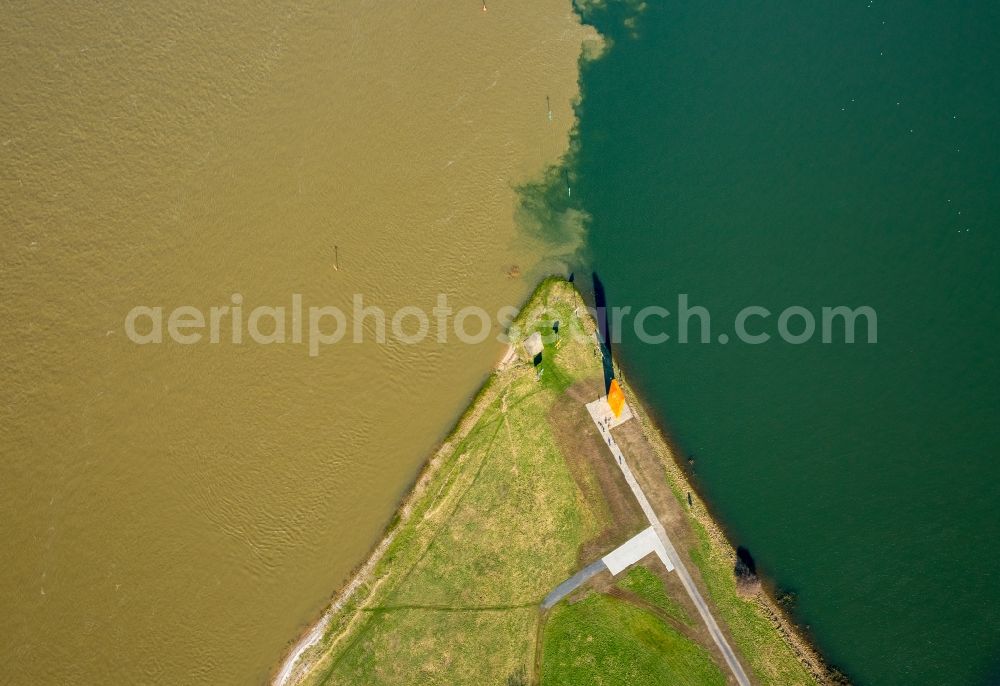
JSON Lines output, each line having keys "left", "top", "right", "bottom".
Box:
{"left": 615, "top": 564, "right": 693, "bottom": 627}
{"left": 541, "top": 593, "right": 725, "bottom": 686}
{"left": 288, "top": 278, "right": 825, "bottom": 686}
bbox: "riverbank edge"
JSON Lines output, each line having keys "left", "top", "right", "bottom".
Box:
{"left": 614, "top": 363, "right": 844, "bottom": 685}
{"left": 270, "top": 276, "right": 838, "bottom": 685}
{"left": 269, "top": 277, "right": 566, "bottom": 685}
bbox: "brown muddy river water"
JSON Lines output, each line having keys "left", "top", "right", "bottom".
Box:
{"left": 0, "top": 2, "right": 593, "bottom": 682}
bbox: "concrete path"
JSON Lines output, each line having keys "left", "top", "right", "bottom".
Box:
{"left": 601, "top": 526, "right": 673, "bottom": 575}
{"left": 585, "top": 398, "right": 752, "bottom": 686}
{"left": 541, "top": 559, "right": 607, "bottom": 609}
{"left": 542, "top": 526, "right": 674, "bottom": 610}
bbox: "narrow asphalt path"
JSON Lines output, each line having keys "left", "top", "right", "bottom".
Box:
{"left": 586, "top": 400, "right": 752, "bottom": 686}
{"left": 541, "top": 559, "right": 607, "bottom": 609}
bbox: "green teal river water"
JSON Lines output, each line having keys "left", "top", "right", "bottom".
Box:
{"left": 563, "top": 1, "right": 1000, "bottom": 683}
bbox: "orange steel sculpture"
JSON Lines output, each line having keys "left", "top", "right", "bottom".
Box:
{"left": 607, "top": 379, "right": 625, "bottom": 418}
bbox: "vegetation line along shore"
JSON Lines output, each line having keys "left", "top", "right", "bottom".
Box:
{"left": 614, "top": 354, "right": 842, "bottom": 685}
{"left": 272, "top": 277, "right": 841, "bottom": 686}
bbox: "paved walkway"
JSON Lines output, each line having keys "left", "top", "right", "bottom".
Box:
{"left": 585, "top": 397, "right": 752, "bottom": 686}
{"left": 541, "top": 559, "right": 608, "bottom": 609}
{"left": 542, "top": 525, "right": 675, "bottom": 609}
{"left": 601, "top": 526, "right": 672, "bottom": 575}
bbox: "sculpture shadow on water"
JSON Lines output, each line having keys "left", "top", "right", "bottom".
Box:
{"left": 591, "top": 271, "right": 615, "bottom": 394}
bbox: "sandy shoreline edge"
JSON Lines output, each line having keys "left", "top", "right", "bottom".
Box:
{"left": 270, "top": 290, "right": 534, "bottom": 686}
{"left": 270, "top": 277, "right": 838, "bottom": 686}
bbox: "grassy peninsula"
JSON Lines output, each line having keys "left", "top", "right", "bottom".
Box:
{"left": 275, "top": 278, "right": 831, "bottom": 685}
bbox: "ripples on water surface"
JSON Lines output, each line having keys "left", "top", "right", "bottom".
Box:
{"left": 569, "top": 2, "right": 1000, "bottom": 684}
{"left": 0, "top": 2, "right": 594, "bottom": 683}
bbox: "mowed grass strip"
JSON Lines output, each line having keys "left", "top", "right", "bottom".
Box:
{"left": 304, "top": 280, "right": 609, "bottom": 685}
{"left": 540, "top": 593, "right": 727, "bottom": 686}
{"left": 615, "top": 564, "right": 693, "bottom": 627}
{"left": 687, "top": 521, "right": 819, "bottom": 685}
{"left": 388, "top": 375, "right": 599, "bottom": 609}
{"left": 295, "top": 279, "right": 821, "bottom": 686}
{"left": 320, "top": 606, "right": 539, "bottom": 685}
{"left": 619, "top": 378, "right": 824, "bottom": 685}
